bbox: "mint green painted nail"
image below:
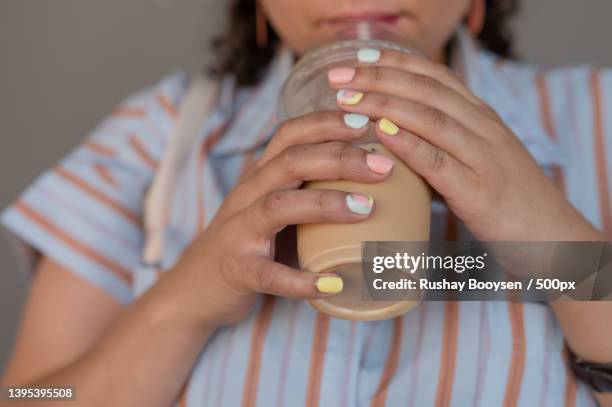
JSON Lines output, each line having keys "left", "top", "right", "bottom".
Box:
{"left": 343, "top": 113, "right": 369, "bottom": 129}
{"left": 357, "top": 48, "right": 381, "bottom": 63}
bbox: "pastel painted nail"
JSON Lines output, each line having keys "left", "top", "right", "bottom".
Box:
{"left": 366, "top": 153, "right": 394, "bottom": 174}
{"left": 357, "top": 48, "right": 381, "bottom": 63}
{"left": 316, "top": 276, "right": 344, "bottom": 294}
{"left": 343, "top": 113, "right": 369, "bottom": 129}
{"left": 328, "top": 68, "right": 356, "bottom": 84}
{"left": 346, "top": 193, "right": 374, "bottom": 215}
{"left": 337, "top": 89, "right": 364, "bottom": 105}
{"left": 379, "top": 118, "right": 399, "bottom": 135}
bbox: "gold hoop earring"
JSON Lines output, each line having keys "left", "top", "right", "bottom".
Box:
{"left": 467, "top": 0, "right": 486, "bottom": 36}
{"left": 256, "top": 0, "right": 268, "bottom": 48}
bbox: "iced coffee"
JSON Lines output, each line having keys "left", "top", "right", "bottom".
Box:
{"left": 278, "top": 21, "right": 432, "bottom": 320}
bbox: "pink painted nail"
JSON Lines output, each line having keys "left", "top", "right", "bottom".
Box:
{"left": 328, "top": 68, "right": 356, "bottom": 84}
{"left": 366, "top": 153, "right": 394, "bottom": 174}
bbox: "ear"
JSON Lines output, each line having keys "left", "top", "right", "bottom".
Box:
{"left": 466, "top": 0, "right": 486, "bottom": 36}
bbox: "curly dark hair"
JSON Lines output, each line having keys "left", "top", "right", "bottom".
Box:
{"left": 211, "top": 0, "right": 519, "bottom": 86}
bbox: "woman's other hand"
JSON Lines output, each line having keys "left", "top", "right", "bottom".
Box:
{"left": 328, "top": 48, "right": 602, "bottom": 241}
{"left": 170, "top": 110, "right": 395, "bottom": 330}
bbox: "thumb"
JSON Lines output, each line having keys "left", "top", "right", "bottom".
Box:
{"left": 244, "top": 256, "right": 344, "bottom": 300}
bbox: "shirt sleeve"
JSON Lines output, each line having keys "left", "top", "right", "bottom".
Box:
{"left": 0, "top": 72, "right": 189, "bottom": 305}
{"left": 598, "top": 68, "right": 612, "bottom": 238}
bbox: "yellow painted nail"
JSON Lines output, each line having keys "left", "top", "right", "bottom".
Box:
{"left": 316, "top": 276, "right": 344, "bottom": 294}
{"left": 379, "top": 118, "right": 399, "bottom": 135}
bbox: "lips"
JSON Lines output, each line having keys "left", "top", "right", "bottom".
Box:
{"left": 323, "top": 11, "right": 403, "bottom": 26}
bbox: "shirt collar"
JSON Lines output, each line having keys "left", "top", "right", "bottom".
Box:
{"left": 453, "top": 26, "right": 568, "bottom": 168}
{"left": 208, "top": 46, "right": 293, "bottom": 156}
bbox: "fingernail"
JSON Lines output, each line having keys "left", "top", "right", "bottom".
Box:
{"left": 358, "top": 48, "right": 381, "bottom": 63}
{"left": 343, "top": 113, "right": 369, "bottom": 129}
{"left": 328, "top": 68, "right": 356, "bottom": 84}
{"left": 366, "top": 153, "right": 394, "bottom": 174}
{"left": 316, "top": 276, "right": 344, "bottom": 294}
{"left": 346, "top": 193, "right": 374, "bottom": 215}
{"left": 379, "top": 118, "right": 399, "bottom": 135}
{"left": 337, "top": 89, "right": 363, "bottom": 105}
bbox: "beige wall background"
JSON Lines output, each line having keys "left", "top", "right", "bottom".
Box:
{"left": 1, "top": 0, "right": 611, "bottom": 373}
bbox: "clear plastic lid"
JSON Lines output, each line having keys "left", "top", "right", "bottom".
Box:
{"left": 278, "top": 21, "right": 424, "bottom": 123}
{"left": 294, "top": 20, "right": 424, "bottom": 70}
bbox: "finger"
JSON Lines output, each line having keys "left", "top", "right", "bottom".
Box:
{"left": 373, "top": 120, "right": 478, "bottom": 203}
{"left": 230, "top": 141, "right": 393, "bottom": 211}
{"left": 262, "top": 140, "right": 393, "bottom": 186}
{"left": 329, "top": 65, "right": 496, "bottom": 136}
{"left": 353, "top": 47, "right": 485, "bottom": 107}
{"left": 243, "top": 256, "right": 344, "bottom": 299}
{"left": 336, "top": 91, "right": 487, "bottom": 168}
{"left": 243, "top": 189, "right": 374, "bottom": 238}
{"left": 256, "top": 110, "right": 370, "bottom": 167}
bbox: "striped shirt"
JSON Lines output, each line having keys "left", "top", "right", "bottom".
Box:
{"left": 2, "top": 28, "right": 611, "bottom": 406}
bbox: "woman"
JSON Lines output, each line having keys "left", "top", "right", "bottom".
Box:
{"left": 1, "top": 0, "right": 611, "bottom": 406}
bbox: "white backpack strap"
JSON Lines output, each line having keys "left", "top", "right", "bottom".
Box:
{"left": 142, "top": 76, "right": 219, "bottom": 265}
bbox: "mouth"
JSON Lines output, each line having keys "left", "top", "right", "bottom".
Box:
{"left": 320, "top": 11, "right": 405, "bottom": 27}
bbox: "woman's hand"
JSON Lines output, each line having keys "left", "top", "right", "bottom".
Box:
{"left": 328, "top": 49, "right": 601, "bottom": 241}
{"left": 171, "top": 111, "right": 395, "bottom": 329}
